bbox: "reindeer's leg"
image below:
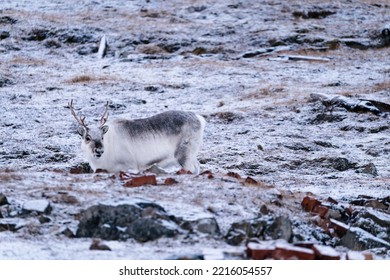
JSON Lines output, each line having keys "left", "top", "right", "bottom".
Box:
{"left": 175, "top": 135, "right": 202, "bottom": 174}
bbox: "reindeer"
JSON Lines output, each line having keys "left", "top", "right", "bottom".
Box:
{"left": 68, "top": 100, "right": 206, "bottom": 174}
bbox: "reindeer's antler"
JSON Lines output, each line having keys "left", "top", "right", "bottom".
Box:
{"left": 68, "top": 99, "right": 88, "bottom": 128}
{"left": 100, "top": 101, "right": 109, "bottom": 127}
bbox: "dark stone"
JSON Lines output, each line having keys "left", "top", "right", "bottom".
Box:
{"left": 180, "top": 217, "right": 220, "bottom": 236}
{"left": 57, "top": 28, "right": 97, "bottom": 44}
{"left": 225, "top": 217, "right": 271, "bottom": 245}
{"left": 25, "top": 28, "right": 51, "bottom": 41}
{"left": 76, "top": 202, "right": 181, "bottom": 242}
{"left": 0, "top": 218, "right": 25, "bottom": 232}
{"left": 329, "top": 157, "right": 356, "bottom": 171}
{"left": 69, "top": 162, "right": 93, "bottom": 174}
{"left": 0, "top": 31, "right": 10, "bottom": 40}
{"left": 187, "top": 6, "right": 207, "bottom": 13}
{"left": 43, "top": 39, "right": 61, "bottom": 48}
{"left": 0, "top": 16, "right": 17, "bottom": 25}
{"left": 340, "top": 227, "right": 390, "bottom": 250}
{"left": 0, "top": 75, "right": 13, "bottom": 87}
{"left": 90, "top": 239, "right": 111, "bottom": 251}
{"left": 77, "top": 44, "right": 99, "bottom": 55}
{"left": 39, "top": 215, "right": 51, "bottom": 224}
{"left": 62, "top": 227, "right": 76, "bottom": 238}
{"left": 311, "top": 113, "right": 346, "bottom": 124}
{"left": 266, "top": 216, "right": 292, "bottom": 242}
{"left": 0, "top": 193, "right": 9, "bottom": 206}
{"left": 358, "top": 163, "right": 378, "bottom": 176}
{"left": 292, "top": 10, "right": 336, "bottom": 19}
{"left": 313, "top": 140, "right": 337, "bottom": 148}
{"left": 126, "top": 218, "right": 178, "bottom": 242}
{"left": 284, "top": 143, "right": 313, "bottom": 152}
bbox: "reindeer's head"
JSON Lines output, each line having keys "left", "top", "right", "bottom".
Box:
{"left": 69, "top": 100, "right": 109, "bottom": 159}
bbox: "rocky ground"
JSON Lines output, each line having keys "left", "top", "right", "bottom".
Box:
{"left": 0, "top": 0, "right": 389, "bottom": 259}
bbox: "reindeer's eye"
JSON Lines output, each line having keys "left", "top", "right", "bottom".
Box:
{"left": 85, "top": 135, "right": 91, "bottom": 142}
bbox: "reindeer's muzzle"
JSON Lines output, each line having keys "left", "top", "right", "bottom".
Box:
{"left": 93, "top": 148, "right": 104, "bottom": 158}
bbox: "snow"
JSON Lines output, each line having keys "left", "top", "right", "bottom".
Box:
{"left": 0, "top": 0, "right": 389, "bottom": 259}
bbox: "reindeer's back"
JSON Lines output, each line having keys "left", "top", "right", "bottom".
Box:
{"left": 114, "top": 111, "right": 203, "bottom": 138}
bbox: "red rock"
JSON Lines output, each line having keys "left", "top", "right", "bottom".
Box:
{"left": 176, "top": 169, "right": 193, "bottom": 175}
{"left": 226, "top": 172, "right": 241, "bottom": 179}
{"left": 124, "top": 175, "right": 157, "bottom": 187}
{"left": 244, "top": 177, "right": 258, "bottom": 185}
{"left": 301, "top": 196, "right": 321, "bottom": 212}
{"left": 327, "top": 197, "right": 339, "bottom": 204}
{"left": 273, "top": 244, "right": 315, "bottom": 260}
{"left": 246, "top": 242, "right": 275, "bottom": 260}
{"left": 294, "top": 241, "right": 315, "bottom": 249}
{"left": 312, "top": 205, "right": 329, "bottom": 218}
{"left": 362, "top": 252, "right": 374, "bottom": 260}
{"left": 329, "top": 218, "right": 349, "bottom": 237}
{"left": 312, "top": 244, "right": 340, "bottom": 260}
{"left": 90, "top": 239, "right": 111, "bottom": 251}
{"left": 119, "top": 171, "right": 131, "bottom": 180}
{"left": 95, "top": 168, "right": 108, "bottom": 173}
{"left": 164, "top": 178, "right": 178, "bottom": 185}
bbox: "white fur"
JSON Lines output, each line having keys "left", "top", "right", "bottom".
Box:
{"left": 79, "top": 113, "right": 206, "bottom": 174}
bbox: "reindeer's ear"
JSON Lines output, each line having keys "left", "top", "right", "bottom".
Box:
{"left": 101, "top": 125, "right": 109, "bottom": 135}
{"left": 77, "top": 126, "right": 85, "bottom": 137}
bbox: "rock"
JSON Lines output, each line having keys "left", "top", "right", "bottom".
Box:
{"left": 225, "top": 218, "right": 268, "bottom": 245}
{"left": 0, "top": 16, "right": 17, "bottom": 25}
{"left": 292, "top": 10, "right": 336, "bottom": 19}
{"left": 126, "top": 218, "right": 178, "bottom": 242}
{"left": 352, "top": 209, "right": 390, "bottom": 242}
{"left": 312, "top": 244, "right": 340, "bottom": 260}
{"left": 340, "top": 227, "right": 390, "bottom": 251}
{"left": 359, "top": 209, "right": 390, "bottom": 228}
{"left": 77, "top": 44, "right": 98, "bottom": 55}
{"left": 25, "top": 28, "right": 51, "bottom": 41}
{"left": 247, "top": 241, "right": 315, "bottom": 260}
{"left": 0, "top": 218, "right": 26, "bottom": 232}
{"left": 124, "top": 175, "right": 157, "bottom": 187}
{"left": 69, "top": 162, "right": 93, "bottom": 174}
{"left": 210, "top": 112, "right": 243, "bottom": 123}
{"left": 62, "top": 227, "right": 76, "bottom": 238}
{"left": 22, "top": 199, "right": 52, "bottom": 214}
{"left": 273, "top": 244, "right": 315, "bottom": 260}
{"left": 329, "top": 218, "right": 349, "bottom": 237}
{"left": 89, "top": 239, "right": 111, "bottom": 251}
{"left": 329, "top": 157, "right": 356, "bottom": 171}
{"left": 244, "top": 176, "right": 258, "bottom": 185}
{"left": 0, "top": 193, "right": 9, "bottom": 206}
{"left": 0, "top": 31, "right": 10, "bottom": 40}
{"left": 164, "top": 178, "right": 178, "bottom": 185}
{"left": 226, "top": 172, "right": 241, "bottom": 179}
{"left": 358, "top": 163, "right": 378, "bottom": 176}
{"left": 247, "top": 242, "right": 276, "bottom": 260}
{"left": 180, "top": 217, "right": 220, "bottom": 236}
{"left": 301, "top": 196, "right": 321, "bottom": 212}
{"left": 266, "top": 216, "right": 292, "bottom": 241}
{"left": 0, "top": 74, "right": 13, "bottom": 87}
{"left": 38, "top": 215, "right": 51, "bottom": 224}
{"left": 76, "top": 201, "right": 220, "bottom": 242}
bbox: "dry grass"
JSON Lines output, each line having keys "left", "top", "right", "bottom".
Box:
{"left": 372, "top": 81, "right": 390, "bottom": 93}
{"left": 8, "top": 56, "right": 46, "bottom": 66}
{"left": 66, "top": 74, "right": 118, "bottom": 84}
{"left": 241, "top": 86, "right": 285, "bottom": 100}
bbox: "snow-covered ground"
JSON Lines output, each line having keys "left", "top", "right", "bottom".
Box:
{"left": 0, "top": 0, "right": 389, "bottom": 259}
